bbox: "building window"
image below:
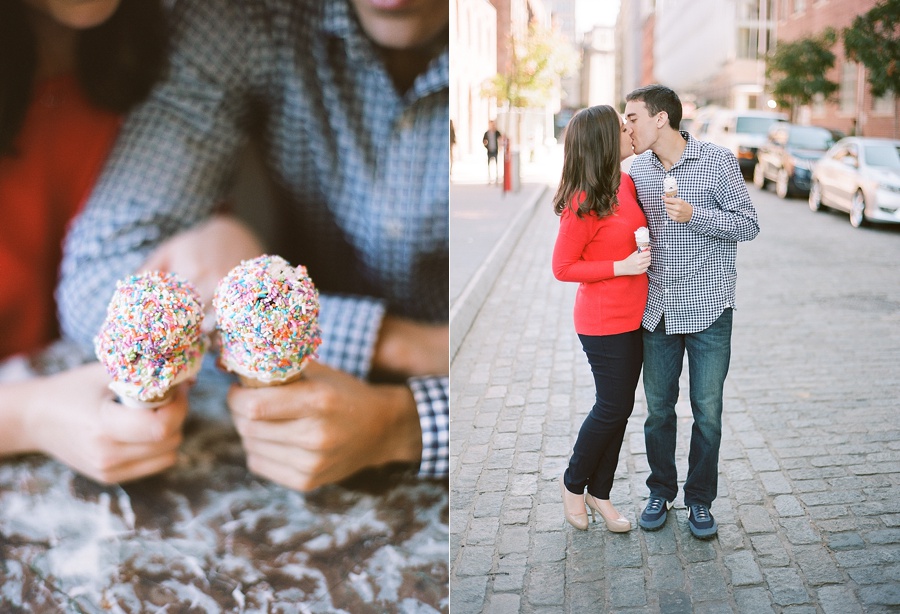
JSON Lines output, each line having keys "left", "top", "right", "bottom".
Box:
{"left": 738, "top": 0, "right": 759, "bottom": 20}
{"left": 812, "top": 93, "right": 825, "bottom": 116}
{"left": 840, "top": 62, "right": 857, "bottom": 114}
{"left": 794, "top": 0, "right": 806, "bottom": 13}
{"left": 873, "top": 92, "right": 895, "bottom": 115}
{"left": 737, "top": 27, "right": 759, "bottom": 59}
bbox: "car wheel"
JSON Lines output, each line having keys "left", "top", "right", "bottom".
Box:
{"left": 808, "top": 180, "right": 823, "bottom": 212}
{"left": 850, "top": 190, "right": 867, "bottom": 228}
{"left": 775, "top": 169, "right": 790, "bottom": 199}
{"left": 753, "top": 162, "right": 768, "bottom": 190}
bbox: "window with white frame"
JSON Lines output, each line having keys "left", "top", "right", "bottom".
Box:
{"left": 840, "top": 62, "right": 857, "bottom": 114}
{"left": 812, "top": 93, "right": 825, "bottom": 116}
{"left": 873, "top": 91, "right": 895, "bottom": 115}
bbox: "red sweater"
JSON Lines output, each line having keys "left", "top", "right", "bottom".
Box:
{"left": 0, "top": 75, "right": 121, "bottom": 358}
{"left": 552, "top": 172, "right": 649, "bottom": 336}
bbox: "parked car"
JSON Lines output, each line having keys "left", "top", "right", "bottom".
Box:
{"left": 809, "top": 137, "right": 900, "bottom": 228}
{"left": 753, "top": 123, "right": 836, "bottom": 198}
{"left": 688, "top": 105, "right": 721, "bottom": 140}
{"left": 703, "top": 109, "right": 788, "bottom": 176}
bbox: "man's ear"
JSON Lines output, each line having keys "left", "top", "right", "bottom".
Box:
{"left": 657, "top": 112, "right": 668, "bottom": 129}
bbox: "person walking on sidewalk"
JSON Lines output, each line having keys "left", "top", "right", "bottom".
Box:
{"left": 624, "top": 84, "right": 759, "bottom": 539}
{"left": 551, "top": 105, "right": 651, "bottom": 532}
{"left": 483, "top": 120, "right": 501, "bottom": 184}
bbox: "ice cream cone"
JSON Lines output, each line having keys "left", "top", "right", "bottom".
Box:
{"left": 238, "top": 370, "right": 304, "bottom": 388}
{"left": 663, "top": 176, "right": 678, "bottom": 198}
{"left": 634, "top": 226, "right": 650, "bottom": 253}
{"left": 214, "top": 255, "right": 321, "bottom": 385}
{"left": 95, "top": 271, "right": 207, "bottom": 410}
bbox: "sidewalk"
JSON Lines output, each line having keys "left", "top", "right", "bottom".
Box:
{"left": 449, "top": 150, "right": 558, "bottom": 360}
{"left": 449, "top": 180, "right": 900, "bottom": 613}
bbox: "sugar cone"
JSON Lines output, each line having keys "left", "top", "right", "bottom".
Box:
{"left": 238, "top": 370, "right": 303, "bottom": 388}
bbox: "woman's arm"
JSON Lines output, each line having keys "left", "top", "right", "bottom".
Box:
{"left": 551, "top": 212, "right": 616, "bottom": 282}
{"left": 0, "top": 363, "right": 189, "bottom": 484}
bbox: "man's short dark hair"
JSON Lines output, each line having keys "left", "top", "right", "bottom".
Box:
{"left": 626, "top": 85, "right": 682, "bottom": 131}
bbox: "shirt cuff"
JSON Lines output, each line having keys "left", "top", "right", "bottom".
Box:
{"left": 408, "top": 375, "right": 449, "bottom": 478}
{"left": 315, "top": 294, "right": 386, "bottom": 379}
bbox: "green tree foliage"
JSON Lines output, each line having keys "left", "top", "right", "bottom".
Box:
{"left": 844, "top": 0, "right": 900, "bottom": 135}
{"left": 481, "top": 22, "right": 579, "bottom": 110}
{"left": 766, "top": 29, "right": 839, "bottom": 121}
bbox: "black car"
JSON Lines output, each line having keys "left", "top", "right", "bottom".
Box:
{"left": 753, "top": 123, "right": 836, "bottom": 198}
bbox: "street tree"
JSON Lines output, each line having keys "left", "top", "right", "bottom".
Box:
{"left": 844, "top": 0, "right": 900, "bottom": 137}
{"left": 765, "top": 29, "right": 839, "bottom": 122}
{"left": 481, "top": 22, "right": 578, "bottom": 146}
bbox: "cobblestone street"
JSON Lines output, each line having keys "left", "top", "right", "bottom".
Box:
{"left": 449, "top": 172, "right": 900, "bottom": 613}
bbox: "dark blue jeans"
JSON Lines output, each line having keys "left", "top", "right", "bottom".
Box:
{"left": 564, "top": 330, "right": 643, "bottom": 499}
{"left": 642, "top": 309, "right": 732, "bottom": 508}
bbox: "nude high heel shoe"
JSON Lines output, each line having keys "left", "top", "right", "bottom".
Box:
{"left": 559, "top": 475, "right": 589, "bottom": 530}
{"left": 585, "top": 494, "right": 632, "bottom": 533}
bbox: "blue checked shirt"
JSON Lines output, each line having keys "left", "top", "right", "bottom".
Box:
{"left": 58, "top": 0, "right": 449, "bottom": 478}
{"left": 628, "top": 132, "right": 759, "bottom": 334}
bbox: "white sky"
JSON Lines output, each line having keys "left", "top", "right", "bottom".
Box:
{"left": 576, "top": 0, "right": 621, "bottom": 33}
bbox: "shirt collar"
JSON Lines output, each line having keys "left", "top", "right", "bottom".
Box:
{"left": 409, "top": 45, "right": 449, "bottom": 101}
{"left": 320, "top": 0, "right": 448, "bottom": 102}
{"left": 649, "top": 130, "right": 700, "bottom": 172}
{"left": 680, "top": 131, "right": 702, "bottom": 164}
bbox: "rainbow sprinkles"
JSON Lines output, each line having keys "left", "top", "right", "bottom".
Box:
{"left": 94, "top": 271, "right": 207, "bottom": 407}
{"left": 213, "top": 255, "right": 321, "bottom": 385}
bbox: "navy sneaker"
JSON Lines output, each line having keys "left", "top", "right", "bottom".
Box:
{"left": 688, "top": 504, "right": 718, "bottom": 539}
{"left": 639, "top": 496, "right": 673, "bottom": 530}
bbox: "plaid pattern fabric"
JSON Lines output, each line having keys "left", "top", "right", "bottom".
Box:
{"left": 409, "top": 375, "right": 449, "bottom": 478}
{"left": 58, "top": 0, "right": 449, "bottom": 476}
{"left": 628, "top": 132, "right": 759, "bottom": 334}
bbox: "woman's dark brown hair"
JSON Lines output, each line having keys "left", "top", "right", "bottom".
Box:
{"left": 0, "top": 0, "right": 168, "bottom": 156}
{"left": 553, "top": 104, "right": 622, "bottom": 218}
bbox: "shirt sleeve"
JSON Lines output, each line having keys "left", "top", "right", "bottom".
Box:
{"left": 688, "top": 150, "right": 760, "bottom": 243}
{"left": 57, "top": 0, "right": 262, "bottom": 349}
{"left": 315, "top": 295, "right": 447, "bottom": 479}
{"left": 315, "top": 294, "right": 386, "bottom": 379}
{"left": 408, "top": 375, "right": 449, "bottom": 478}
{"left": 551, "top": 208, "right": 616, "bottom": 282}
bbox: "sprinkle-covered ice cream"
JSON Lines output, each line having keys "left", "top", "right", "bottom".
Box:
{"left": 95, "top": 271, "right": 207, "bottom": 408}
{"left": 213, "top": 255, "right": 321, "bottom": 386}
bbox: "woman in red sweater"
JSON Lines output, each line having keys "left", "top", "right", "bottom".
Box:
{"left": 552, "top": 105, "right": 650, "bottom": 532}
{"left": 0, "top": 0, "right": 190, "bottom": 484}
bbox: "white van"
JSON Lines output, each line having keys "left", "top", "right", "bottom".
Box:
{"left": 703, "top": 109, "right": 788, "bottom": 176}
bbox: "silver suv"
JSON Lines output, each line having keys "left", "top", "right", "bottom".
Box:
{"left": 703, "top": 109, "right": 788, "bottom": 177}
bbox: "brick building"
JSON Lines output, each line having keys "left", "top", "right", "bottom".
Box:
{"left": 775, "top": 0, "right": 898, "bottom": 138}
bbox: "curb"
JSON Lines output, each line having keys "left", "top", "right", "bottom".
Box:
{"left": 449, "top": 183, "right": 547, "bottom": 363}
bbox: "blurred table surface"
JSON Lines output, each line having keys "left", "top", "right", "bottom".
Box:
{"left": 0, "top": 343, "right": 448, "bottom": 613}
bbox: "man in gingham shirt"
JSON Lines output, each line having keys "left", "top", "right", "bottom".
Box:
{"left": 625, "top": 85, "right": 759, "bottom": 538}
{"left": 58, "top": 0, "right": 449, "bottom": 491}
